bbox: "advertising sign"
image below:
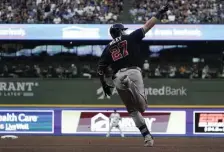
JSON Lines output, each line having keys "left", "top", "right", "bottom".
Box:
{"left": 0, "top": 81, "right": 39, "bottom": 97}
{"left": 194, "top": 111, "right": 224, "bottom": 135}
{"left": 61, "top": 110, "right": 186, "bottom": 135}
{"left": 1, "top": 107, "right": 224, "bottom": 137}
{"left": 2, "top": 79, "right": 224, "bottom": 106}
{"left": 0, "top": 24, "right": 224, "bottom": 41}
{"left": 0, "top": 110, "right": 54, "bottom": 134}
{"left": 97, "top": 86, "right": 188, "bottom": 100}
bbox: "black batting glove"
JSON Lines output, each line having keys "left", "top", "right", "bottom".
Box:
{"left": 98, "top": 69, "right": 114, "bottom": 97}
{"left": 102, "top": 83, "right": 114, "bottom": 97}
{"left": 155, "top": 5, "right": 169, "bottom": 20}
{"left": 159, "top": 5, "right": 169, "bottom": 14}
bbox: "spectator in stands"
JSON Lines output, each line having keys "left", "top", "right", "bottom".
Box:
{"left": 143, "top": 60, "right": 150, "bottom": 78}
{"left": 190, "top": 64, "right": 199, "bottom": 79}
{"left": 82, "top": 64, "right": 92, "bottom": 79}
{"left": 202, "top": 65, "right": 211, "bottom": 79}
{"left": 154, "top": 65, "right": 162, "bottom": 77}
{"left": 24, "top": 65, "right": 33, "bottom": 77}
{"left": 53, "top": 15, "right": 61, "bottom": 24}
{"left": 69, "top": 64, "right": 78, "bottom": 78}
{"left": 27, "top": 16, "right": 35, "bottom": 24}
{"left": 46, "top": 65, "right": 55, "bottom": 78}
{"left": 179, "top": 65, "right": 188, "bottom": 78}
{"left": 34, "top": 65, "right": 42, "bottom": 78}
{"left": 55, "top": 65, "right": 65, "bottom": 78}
{"left": 14, "top": 64, "right": 23, "bottom": 77}
{"left": 2, "top": 65, "right": 9, "bottom": 77}
{"left": 168, "top": 65, "right": 177, "bottom": 78}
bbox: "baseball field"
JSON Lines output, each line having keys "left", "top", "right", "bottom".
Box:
{"left": 0, "top": 136, "right": 223, "bottom": 152}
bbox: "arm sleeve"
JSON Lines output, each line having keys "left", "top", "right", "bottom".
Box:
{"left": 129, "top": 28, "right": 145, "bottom": 42}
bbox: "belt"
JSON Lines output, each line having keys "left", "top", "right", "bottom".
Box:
{"left": 119, "top": 66, "right": 141, "bottom": 72}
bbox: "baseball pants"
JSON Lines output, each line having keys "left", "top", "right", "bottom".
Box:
{"left": 106, "top": 124, "right": 124, "bottom": 137}
{"left": 113, "top": 68, "right": 148, "bottom": 128}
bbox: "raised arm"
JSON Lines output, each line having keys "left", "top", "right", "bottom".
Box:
{"left": 142, "top": 5, "right": 168, "bottom": 34}
{"left": 129, "top": 5, "right": 169, "bottom": 42}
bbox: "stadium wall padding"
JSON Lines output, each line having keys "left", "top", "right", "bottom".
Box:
{"left": 0, "top": 78, "right": 224, "bottom": 105}
{"left": 0, "top": 107, "right": 223, "bottom": 137}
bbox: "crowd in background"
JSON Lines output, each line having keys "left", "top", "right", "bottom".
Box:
{"left": 0, "top": 0, "right": 123, "bottom": 24}
{"left": 141, "top": 59, "right": 221, "bottom": 79}
{"left": 0, "top": 52, "right": 98, "bottom": 79}
{"left": 0, "top": 0, "right": 223, "bottom": 24}
{"left": 130, "top": 0, "right": 223, "bottom": 24}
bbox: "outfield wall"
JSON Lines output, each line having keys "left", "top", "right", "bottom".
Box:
{"left": 1, "top": 78, "right": 224, "bottom": 105}
{"left": 0, "top": 107, "right": 223, "bottom": 137}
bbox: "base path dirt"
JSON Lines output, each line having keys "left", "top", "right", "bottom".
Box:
{"left": 0, "top": 136, "right": 223, "bottom": 152}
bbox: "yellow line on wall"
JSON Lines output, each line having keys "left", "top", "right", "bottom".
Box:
{"left": 0, "top": 104, "right": 223, "bottom": 108}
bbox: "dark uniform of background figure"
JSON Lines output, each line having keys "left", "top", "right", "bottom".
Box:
{"left": 97, "top": 5, "right": 168, "bottom": 147}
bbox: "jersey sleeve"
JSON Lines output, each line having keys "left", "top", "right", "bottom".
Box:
{"left": 97, "top": 46, "right": 110, "bottom": 76}
{"left": 129, "top": 28, "right": 145, "bottom": 42}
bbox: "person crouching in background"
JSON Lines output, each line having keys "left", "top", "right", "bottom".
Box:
{"left": 106, "top": 110, "right": 124, "bottom": 137}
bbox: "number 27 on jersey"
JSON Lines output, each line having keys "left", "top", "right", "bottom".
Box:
{"left": 110, "top": 40, "right": 128, "bottom": 61}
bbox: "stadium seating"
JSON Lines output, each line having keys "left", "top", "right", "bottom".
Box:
{"left": 1, "top": 0, "right": 222, "bottom": 24}
{"left": 130, "top": 0, "right": 223, "bottom": 24}
{"left": 0, "top": 0, "right": 123, "bottom": 24}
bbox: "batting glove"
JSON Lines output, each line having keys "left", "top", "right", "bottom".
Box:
{"left": 102, "top": 84, "right": 114, "bottom": 97}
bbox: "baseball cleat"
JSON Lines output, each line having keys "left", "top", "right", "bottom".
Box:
{"left": 144, "top": 137, "right": 154, "bottom": 147}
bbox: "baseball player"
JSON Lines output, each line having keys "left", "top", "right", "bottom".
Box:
{"left": 97, "top": 5, "right": 168, "bottom": 147}
{"left": 106, "top": 110, "right": 124, "bottom": 137}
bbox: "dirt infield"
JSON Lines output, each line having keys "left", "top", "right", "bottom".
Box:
{"left": 0, "top": 136, "right": 223, "bottom": 152}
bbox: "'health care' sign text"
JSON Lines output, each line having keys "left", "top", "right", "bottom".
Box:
{"left": 0, "top": 110, "right": 54, "bottom": 134}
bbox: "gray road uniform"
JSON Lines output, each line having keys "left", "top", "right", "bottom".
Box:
{"left": 106, "top": 112, "right": 124, "bottom": 137}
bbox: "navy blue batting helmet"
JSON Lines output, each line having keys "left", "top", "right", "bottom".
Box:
{"left": 109, "top": 23, "right": 128, "bottom": 39}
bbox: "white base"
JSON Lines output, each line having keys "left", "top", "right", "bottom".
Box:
{"left": 1, "top": 135, "right": 18, "bottom": 139}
